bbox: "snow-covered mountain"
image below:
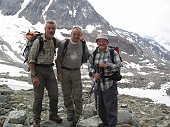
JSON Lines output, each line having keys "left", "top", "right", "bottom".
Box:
{"left": 0, "top": 0, "right": 170, "bottom": 94}
{"left": 152, "top": 33, "right": 170, "bottom": 51}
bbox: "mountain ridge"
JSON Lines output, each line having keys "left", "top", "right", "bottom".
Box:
{"left": 0, "top": 0, "right": 170, "bottom": 85}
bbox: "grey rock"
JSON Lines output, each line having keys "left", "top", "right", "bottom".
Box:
{"left": 3, "top": 110, "right": 27, "bottom": 126}
{"left": 0, "top": 95, "right": 10, "bottom": 103}
{"left": 139, "top": 118, "right": 157, "bottom": 127}
{"left": 78, "top": 110, "right": 139, "bottom": 127}
{"left": 0, "top": 85, "right": 13, "bottom": 95}
{"left": 4, "top": 104, "right": 12, "bottom": 109}
{"left": 41, "top": 118, "right": 75, "bottom": 127}
{"left": 82, "top": 103, "right": 96, "bottom": 119}
{"left": 78, "top": 115, "right": 101, "bottom": 127}
{"left": 0, "top": 103, "right": 4, "bottom": 108}
{"left": 118, "top": 110, "right": 132, "bottom": 124}
{"left": 0, "top": 108, "right": 5, "bottom": 115}
{"left": 3, "top": 124, "right": 24, "bottom": 127}
{"left": 117, "top": 110, "right": 139, "bottom": 127}
{"left": 120, "top": 104, "right": 129, "bottom": 108}
{"left": 0, "top": 0, "right": 22, "bottom": 15}
{"left": 0, "top": 116, "right": 6, "bottom": 126}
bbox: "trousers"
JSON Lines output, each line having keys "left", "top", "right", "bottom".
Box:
{"left": 33, "top": 66, "right": 59, "bottom": 120}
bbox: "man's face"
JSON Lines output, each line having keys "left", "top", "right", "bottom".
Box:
{"left": 96, "top": 39, "right": 109, "bottom": 50}
{"left": 71, "top": 28, "right": 82, "bottom": 43}
{"left": 44, "top": 23, "right": 56, "bottom": 39}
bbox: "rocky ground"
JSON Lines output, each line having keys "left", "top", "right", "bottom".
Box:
{"left": 1, "top": 83, "right": 170, "bottom": 127}
{"left": 0, "top": 65, "right": 170, "bottom": 127}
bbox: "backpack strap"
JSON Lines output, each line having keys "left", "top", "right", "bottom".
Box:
{"left": 52, "top": 37, "right": 57, "bottom": 55}
{"left": 81, "top": 40, "right": 86, "bottom": 55}
{"left": 109, "top": 48, "right": 115, "bottom": 64}
{"left": 62, "top": 39, "right": 70, "bottom": 58}
{"left": 81, "top": 40, "right": 86, "bottom": 64}
{"left": 92, "top": 47, "right": 99, "bottom": 66}
{"left": 37, "top": 36, "right": 57, "bottom": 54}
{"left": 52, "top": 37, "right": 57, "bottom": 48}
{"left": 38, "top": 36, "right": 44, "bottom": 54}
{"left": 34, "top": 36, "right": 44, "bottom": 63}
{"left": 92, "top": 47, "right": 115, "bottom": 66}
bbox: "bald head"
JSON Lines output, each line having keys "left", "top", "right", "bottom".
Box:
{"left": 71, "top": 27, "right": 83, "bottom": 43}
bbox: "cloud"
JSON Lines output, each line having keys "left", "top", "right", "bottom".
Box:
{"left": 88, "top": 0, "right": 170, "bottom": 36}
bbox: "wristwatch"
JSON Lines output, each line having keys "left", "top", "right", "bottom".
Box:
{"left": 31, "top": 72, "right": 36, "bottom": 77}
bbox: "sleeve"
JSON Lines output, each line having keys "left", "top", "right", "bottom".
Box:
{"left": 57, "top": 40, "right": 65, "bottom": 56}
{"left": 84, "top": 44, "right": 90, "bottom": 60}
{"left": 28, "top": 39, "right": 40, "bottom": 63}
{"left": 55, "top": 38, "right": 62, "bottom": 48}
{"left": 88, "top": 54, "right": 96, "bottom": 77}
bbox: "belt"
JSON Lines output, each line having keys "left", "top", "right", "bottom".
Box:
{"left": 62, "top": 66, "right": 80, "bottom": 71}
{"left": 35, "top": 63, "right": 54, "bottom": 67}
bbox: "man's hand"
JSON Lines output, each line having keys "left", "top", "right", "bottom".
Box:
{"left": 32, "top": 76, "right": 40, "bottom": 87}
{"left": 98, "top": 62, "right": 107, "bottom": 68}
{"left": 93, "top": 73, "right": 101, "bottom": 80}
{"left": 80, "top": 37, "right": 85, "bottom": 42}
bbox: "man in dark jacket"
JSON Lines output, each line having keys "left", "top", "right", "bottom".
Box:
{"left": 88, "top": 33, "right": 122, "bottom": 127}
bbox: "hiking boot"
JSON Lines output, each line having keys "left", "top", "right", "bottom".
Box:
{"left": 49, "top": 115, "right": 62, "bottom": 123}
{"left": 67, "top": 113, "right": 74, "bottom": 121}
{"left": 33, "top": 120, "right": 40, "bottom": 127}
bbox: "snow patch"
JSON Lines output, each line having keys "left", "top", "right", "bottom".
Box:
{"left": 146, "top": 82, "right": 155, "bottom": 88}
{"left": 138, "top": 72, "right": 148, "bottom": 75}
{"left": 121, "top": 72, "right": 134, "bottom": 76}
{"left": 124, "top": 61, "right": 142, "bottom": 71}
{"left": 86, "top": 25, "right": 95, "bottom": 33}
{"left": 0, "top": 78, "right": 32, "bottom": 90}
{"left": 119, "top": 87, "right": 170, "bottom": 106}
{"left": 118, "top": 78, "right": 131, "bottom": 83}
{"left": 16, "top": 0, "right": 33, "bottom": 15}
{"left": 0, "top": 64, "right": 28, "bottom": 77}
{"left": 42, "top": 0, "right": 53, "bottom": 16}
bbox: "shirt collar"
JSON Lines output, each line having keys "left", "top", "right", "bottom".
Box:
{"left": 97, "top": 46, "right": 109, "bottom": 53}
{"left": 70, "top": 39, "right": 79, "bottom": 44}
{"left": 42, "top": 34, "right": 52, "bottom": 42}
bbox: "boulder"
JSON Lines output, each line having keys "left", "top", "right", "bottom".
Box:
{"left": 0, "top": 95, "right": 10, "bottom": 104}
{"left": 0, "top": 85, "right": 13, "bottom": 95}
{"left": 78, "top": 110, "right": 139, "bottom": 127}
{"left": 3, "top": 110, "right": 29, "bottom": 127}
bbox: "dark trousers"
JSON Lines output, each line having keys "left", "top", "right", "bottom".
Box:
{"left": 33, "top": 66, "right": 59, "bottom": 120}
{"left": 95, "top": 84, "right": 118, "bottom": 127}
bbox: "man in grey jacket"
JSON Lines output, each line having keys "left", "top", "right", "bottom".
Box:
{"left": 56, "top": 27, "right": 90, "bottom": 127}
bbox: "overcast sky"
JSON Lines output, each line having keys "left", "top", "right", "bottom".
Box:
{"left": 88, "top": 0, "right": 170, "bottom": 37}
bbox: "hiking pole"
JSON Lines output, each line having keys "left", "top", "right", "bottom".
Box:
{"left": 89, "top": 78, "right": 96, "bottom": 101}
{"left": 95, "top": 66, "right": 103, "bottom": 126}
{"left": 96, "top": 80, "right": 100, "bottom": 126}
{"left": 75, "top": 78, "right": 97, "bottom": 127}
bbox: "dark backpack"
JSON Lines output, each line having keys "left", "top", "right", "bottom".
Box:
{"left": 62, "top": 39, "right": 87, "bottom": 64}
{"left": 23, "top": 31, "right": 56, "bottom": 63}
{"left": 92, "top": 46, "right": 122, "bottom": 81}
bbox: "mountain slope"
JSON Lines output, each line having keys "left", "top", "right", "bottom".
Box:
{"left": 0, "top": 0, "right": 170, "bottom": 89}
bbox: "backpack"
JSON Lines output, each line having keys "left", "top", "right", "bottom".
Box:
{"left": 61, "top": 39, "right": 87, "bottom": 64}
{"left": 23, "top": 31, "right": 57, "bottom": 63}
{"left": 92, "top": 46, "right": 122, "bottom": 81}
